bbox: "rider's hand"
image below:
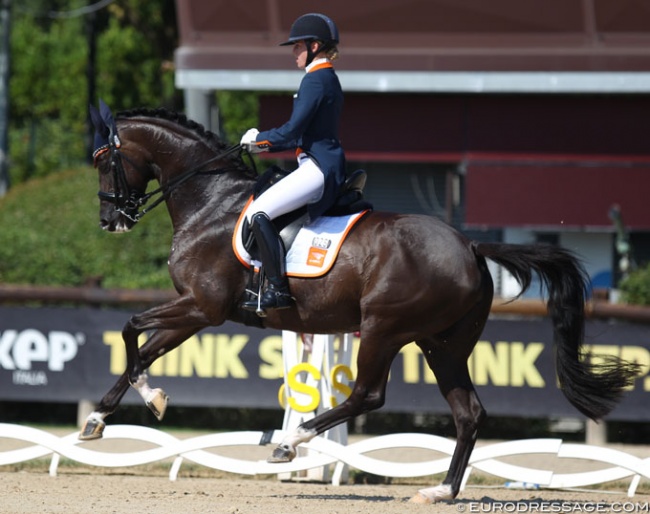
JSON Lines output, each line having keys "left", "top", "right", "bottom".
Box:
{"left": 240, "top": 128, "right": 265, "bottom": 153}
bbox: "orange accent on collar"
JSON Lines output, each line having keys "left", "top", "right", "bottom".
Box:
{"left": 307, "top": 62, "right": 333, "bottom": 73}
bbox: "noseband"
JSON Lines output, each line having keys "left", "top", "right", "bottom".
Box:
{"left": 93, "top": 129, "right": 246, "bottom": 224}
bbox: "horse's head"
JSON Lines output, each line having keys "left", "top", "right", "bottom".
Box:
{"left": 90, "top": 101, "right": 259, "bottom": 235}
{"left": 90, "top": 100, "right": 152, "bottom": 233}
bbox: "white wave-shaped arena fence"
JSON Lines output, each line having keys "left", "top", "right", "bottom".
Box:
{"left": 2, "top": 333, "right": 648, "bottom": 495}
{"left": 1, "top": 422, "right": 649, "bottom": 497}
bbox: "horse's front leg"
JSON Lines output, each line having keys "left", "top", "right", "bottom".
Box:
{"left": 79, "top": 296, "right": 210, "bottom": 440}
{"left": 122, "top": 297, "right": 214, "bottom": 418}
{"left": 80, "top": 325, "right": 201, "bottom": 440}
{"left": 79, "top": 372, "right": 130, "bottom": 440}
{"left": 122, "top": 317, "right": 170, "bottom": 420}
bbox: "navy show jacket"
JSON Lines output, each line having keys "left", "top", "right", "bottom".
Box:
{"left": 255, "top": 61, "right": 346, "bottom": 219}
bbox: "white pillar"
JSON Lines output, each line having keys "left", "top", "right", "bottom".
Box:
{"left": 183, "top": 89, "right": 218, "bottom": 132}
{"left": 77, "top": 399, "right": 96, "bottom": 428}
{"left": 279, "top": 331, "right": 355, "bottom": 483}
{"left": 585, "top": 419, "right": 607, "bottom": 446}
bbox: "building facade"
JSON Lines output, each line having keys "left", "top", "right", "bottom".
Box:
{"left": 174, "top": 0, "right": 650, "bottom": 295}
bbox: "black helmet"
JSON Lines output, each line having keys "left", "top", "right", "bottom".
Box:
{"left": 280, "top": 13, "right": 339, "bottom": 47}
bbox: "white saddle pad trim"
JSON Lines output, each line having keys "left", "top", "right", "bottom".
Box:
{"left": 232, "top": 199, "right": 368, "bottom": 278}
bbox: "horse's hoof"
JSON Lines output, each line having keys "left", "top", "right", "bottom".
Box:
{"left": 267, "top": 444, "right": 296, "bottom": 463}
{"left": 410, "top": 485, "right": 454, "bottom": 503}
{"left": 78, "top": 418, "right": 106, "bottom": 441}
{"left": 409, "top": 492, "right": 432, "bottom": 504}
{"left": 146, "top": 389, "right": 169, "bottom": 421}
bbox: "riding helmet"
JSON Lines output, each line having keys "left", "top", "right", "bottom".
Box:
{"left": 280, "top": 13, "right": 339, "bottom": 47}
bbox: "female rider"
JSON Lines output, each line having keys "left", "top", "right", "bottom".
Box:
{"left": 240, "top": 13, "right": 346, "bottom": 314}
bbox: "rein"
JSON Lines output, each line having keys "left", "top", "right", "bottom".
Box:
{"left": 98, "top": 141, "right": 248, "bottom": 223}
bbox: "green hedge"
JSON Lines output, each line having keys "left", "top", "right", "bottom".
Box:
{"left": 619, "top": 265, "right": 650, "bottom": 306}
{"left": 0, "top": 168, "right": 173, "bottom": 289}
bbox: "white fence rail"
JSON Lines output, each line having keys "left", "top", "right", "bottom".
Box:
{"left": 1, "top": 423, "right": 649, "bottom": 496}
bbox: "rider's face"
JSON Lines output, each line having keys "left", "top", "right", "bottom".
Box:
{"left": 293, "top": 40, "right": 308, "bottom": 69}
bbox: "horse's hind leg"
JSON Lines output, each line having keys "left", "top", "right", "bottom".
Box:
{"left": 79, "top": 325, "right": 200, "bottom": 440}
{"left": 412, "top": 299, "right": 492, "bottom": 502}
{"left": 412, "top": 347, "right": 485, "bottom": 503}
{"left": 268, "top": 336, "right": 401, "bottom": 462}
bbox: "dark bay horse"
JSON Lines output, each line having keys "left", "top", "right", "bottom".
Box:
{"left": 85, "top": 104, "right": 639, "bottom": 503}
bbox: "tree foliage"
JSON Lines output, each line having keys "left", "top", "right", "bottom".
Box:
{"left": 8, "top": 0, "right": 181, "bottom": 184}
{"left": 0, "top": 1, "right": 265, "bottom": 289}
{"left": 619, "top": 265, "right": 650, "bottom": 306}
{"left": 94, "top": 0, "right": 180, "bottom": 110}
{"left": 215, "top": 90, "right": 260, "bottom": 145}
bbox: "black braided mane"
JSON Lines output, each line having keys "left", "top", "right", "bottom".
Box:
{"left": 116, "top": 107, "right": 255, "bottom": 176}
{"left": 117, "top": 107, "right": 225, "bottom": 147}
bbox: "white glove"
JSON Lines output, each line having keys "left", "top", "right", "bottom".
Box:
{"left": 240, "top": 128, "right": 265, "bottom": 153}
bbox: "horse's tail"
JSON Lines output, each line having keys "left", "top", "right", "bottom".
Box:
{"left": 473, "top": 242, "right": 640, "bottom": 421}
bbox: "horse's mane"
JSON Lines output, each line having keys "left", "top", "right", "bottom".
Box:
{"left": 117, "top": 107, "right": 226, "bottom": 148}
{"left": 117, "top": 107, "right": 256, "bottom": 176}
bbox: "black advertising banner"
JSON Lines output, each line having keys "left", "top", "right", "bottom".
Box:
{"left": 0, "top": 306, "right": 285, "bottom": 409}
{"left": 384, "top": 318, "right": 650, "bottom": 420}
{"left": 0, "top": 306, "right": 648, "bottom": 421}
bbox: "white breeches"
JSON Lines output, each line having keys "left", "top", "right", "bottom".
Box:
{"left": 246, "top": 153, "right": 325, "bottom": 222}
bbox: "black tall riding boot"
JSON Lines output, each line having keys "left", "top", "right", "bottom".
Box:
{"left": 241, "top": 212, "right": 294, "bottom": 314}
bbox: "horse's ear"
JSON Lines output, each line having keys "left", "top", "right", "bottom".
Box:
{"left": 89, "top": 103, "right": 106, "bottom": 135}
{"left": 98, "top": 98, "right": 117, "bottom": 137}
{"left": 90, "top": 101, "right": 111, "bottom": 155}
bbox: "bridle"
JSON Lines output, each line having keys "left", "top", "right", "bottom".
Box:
{"left": 93, "top": 126, "right": 249, "bottom": 224}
